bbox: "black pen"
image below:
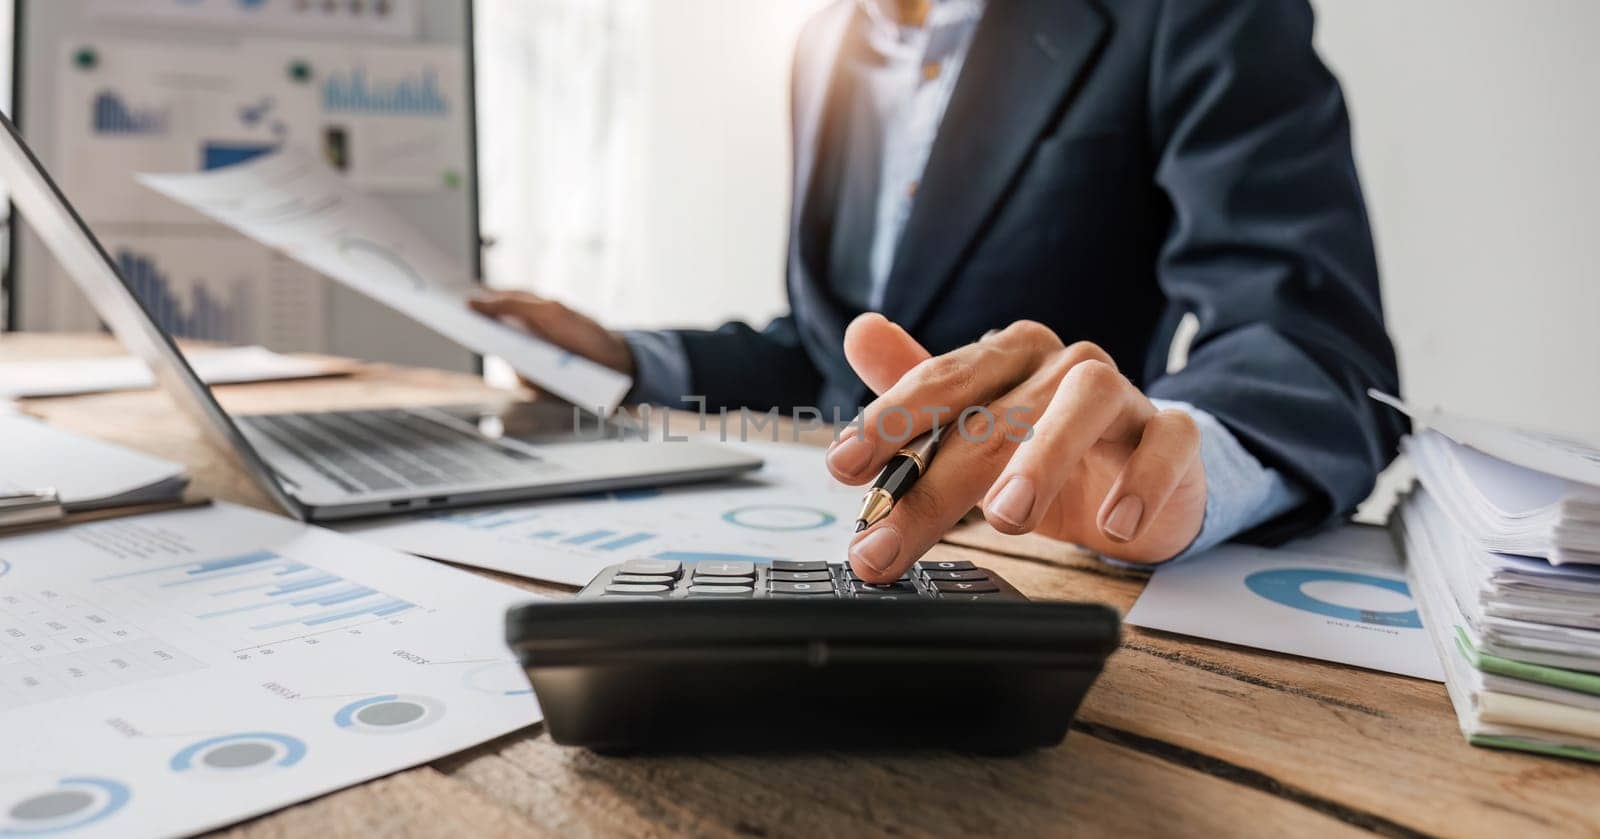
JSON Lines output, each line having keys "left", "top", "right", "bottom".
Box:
{"left": 853, "top": 429, "right": 941, "bottom": 532}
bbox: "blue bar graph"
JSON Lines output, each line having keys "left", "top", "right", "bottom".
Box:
{"left": 532, "top": 530, "right": 561, "bottom": 540}
{"left": 596, "top": 532, "right": 655, "bottom": 552}
{"left": 440, "top": 509, "right": 543, "bottom": 531}
{"left": 92, "top": 549, "right": 420, "bottom": 638}
{"left": 93, "top": 90, "right": 168, "bottom": 135}
{"left": 115, "top": 248, "right": 245, "bottom": 342}
{"left": 322, "top": 66, "right": 448, "bottom": 115}
{"left": 562, "top": 530, "right": 615, "bottom": 546}
{"left": 188, "top": 551, "right": 277, "bottom": 575}
{"left": 654, "top": 551, "right": 785, "bottom": 564}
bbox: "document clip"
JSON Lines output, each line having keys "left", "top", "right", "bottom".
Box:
{"left": 0, "top": 488, "right": 64, "bottom": 529}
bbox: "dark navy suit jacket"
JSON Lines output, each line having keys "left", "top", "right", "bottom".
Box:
{"left": 669, "top": 0, "right": 1405, "bottom": 540}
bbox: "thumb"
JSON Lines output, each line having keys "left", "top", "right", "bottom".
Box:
{"left": 844, "top": 313, "right": 931, "bottom": 396}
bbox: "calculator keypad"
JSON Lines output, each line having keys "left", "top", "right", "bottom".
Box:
{"left": 582, "top": 558, "right": 1022, "bottom": 601}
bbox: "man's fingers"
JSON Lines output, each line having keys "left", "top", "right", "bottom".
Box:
{"left": 842, "top": 313, "right": 932, "bottom": 396}
{"left": 1097, "top": 408, "right": 1202, "bottom": 544}
{"left": 828, "top": 320, "right": 1063, "bottom": 484}
{"left": 981, "top": 359, "right": 1152, "bottom": 534}
{"left": 848, "top": 409, "right": 1018, "bottom": 582}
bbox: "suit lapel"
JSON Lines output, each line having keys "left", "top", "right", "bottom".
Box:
{"left": 880, "top": 0, "right": 1109, "bottom": 334}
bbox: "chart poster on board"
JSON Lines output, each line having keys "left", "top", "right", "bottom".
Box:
{"left": 87, "top": 0, "right": 421, "bottom": 41}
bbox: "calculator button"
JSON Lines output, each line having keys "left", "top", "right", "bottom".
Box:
{"left": 604, "top": 583, "right": 671, "bottom": 595}
{"left": 694, "top": 561, "right": 757, "bottom": 578}
{"left": 940, "top": 592, "right": 1006, "bottom": 601}
{"left": 916, "top": 559, "right": 975, "bottom": 572}
{"left": 853, "top": 590, "right": 917, "bottom": 600}
{"left": 932, "top": 579, "right": 1000, "bottom": 594}
{"left": 850, "top": 581, "right": 917, "bottom": 595}
{"left": 611, "top": 573, "right": 676, "bottom": 585}
{"left": 923, "top": 569, "right": 989, "bottom": 582}
{"left": 769, "top": 570, "right": 832, "bottom": 583}
{"left": 845, "top": 568, "right": 910, "bottom": 582}
{"left": 687, "top": 584, "right": 754, "bottom": 597}
{"left": 621, "top": 559, "right": 682, "bottom": 577}
{"left": 771, "top": 560, "right": 829, "bottom": 573}
{"left": 769, "top": 580, "right": 834, "bottom": 595}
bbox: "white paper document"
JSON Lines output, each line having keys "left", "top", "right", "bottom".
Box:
{"left": 0, "top": 503, "right": 541, "bottom": 838}
{"left": 340, "top": 441, "right": 861, "bottom": 586}
{"left": 0, "top": 346, "right": 345, "bottom": 400}
{"left": 1371, "top": 391, "right": 1600, "bottom": 488}
{"left": 1126, "top": 525, "right": 1445, "bottom": 680}
{"left": 138, "top": 149, "right": 633, "bottom": 414}
{"left": 0, "top": 415, "right": 188, "bottom": 510}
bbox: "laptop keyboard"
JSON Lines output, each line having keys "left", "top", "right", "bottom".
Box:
{"left": 241, "top": 408, "right": 546, "bottom": 494}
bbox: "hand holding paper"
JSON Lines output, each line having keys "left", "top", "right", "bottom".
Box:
{"left": 138, "top": 149, "right": 633, "bottom": 415}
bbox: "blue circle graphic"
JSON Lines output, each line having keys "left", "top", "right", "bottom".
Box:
{"left": 1244, "top": 568, "right": 1421, "bottom": 628}
{"left": 0, "top": 559, "right": 10, "bottom": 577}
{"left": 721, "top": 505, "right": 836, "bottom": 531}
{"left": 1, "top": 777, "right": 129, "bottom": 836}
{"left": 334, "top": 694, "right": 444, "bottom": 733}
{"left": 169, "top": 733, "right": 306, "bottom": 772}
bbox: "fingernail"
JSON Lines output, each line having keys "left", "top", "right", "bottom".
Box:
{"left": 849, "top": 526, "right": 902, "bottom": 573}
{"left": 988, "top": 476, "right": 1036, "bottom": 528}
{"left": 1104, "top": 495, "right": 1144, "bottom": 542}
{"left": 827, "top": 435, "right": 873, "bottom": 477}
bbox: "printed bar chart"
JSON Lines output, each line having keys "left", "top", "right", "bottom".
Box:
{"left": 91, "top": 549, "right": 418, "bottom": 648}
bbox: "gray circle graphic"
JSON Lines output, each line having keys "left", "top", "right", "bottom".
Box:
{"left": 356, "top": 700, "right": 426, "bottom": 727}
{"left": 11, "top": 789, "right": 94, "bottom": 821}
{"left": 202, "top": 742, "right": 278, "bottom": 769}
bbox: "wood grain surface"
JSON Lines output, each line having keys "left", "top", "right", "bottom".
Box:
{"left": 6, "top": 334, "right": 1597, "bottom": 839}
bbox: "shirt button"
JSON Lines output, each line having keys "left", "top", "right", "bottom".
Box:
{"left": 921, "top": 61, "right": 942, "bottom": 82}
{"left": 907, "top": 180, "right": 919, "bottom": 199}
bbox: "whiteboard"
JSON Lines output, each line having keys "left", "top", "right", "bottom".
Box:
{"left": 4, "top": 0, "right": 481, "bottom": 373}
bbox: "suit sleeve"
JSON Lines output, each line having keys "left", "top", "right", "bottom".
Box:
{"left": 668, "top": 316, "right": 825, "bottom": 412}
{"left": 1142, "top": 0, "right": 1407, "bottom": 539}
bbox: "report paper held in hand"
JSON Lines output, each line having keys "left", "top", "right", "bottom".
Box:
{"left": 0, "top": 503, "right": 541, "bottom": 838}
{"left": 339, "top": 441, "right": 864, "bottom": 586}
{"left": 137, "top": 150, "right": 633, "bottom": 415}
{"left": 1126, "top": 524, "right": 1444, "bottom": 680}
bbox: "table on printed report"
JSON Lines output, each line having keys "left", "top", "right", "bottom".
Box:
{"left": 5, "top": 334, "right": 1598, "bottom": 839}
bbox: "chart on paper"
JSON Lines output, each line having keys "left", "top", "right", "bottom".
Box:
{"left": 0, "top": 503, "right": 540, "bottom": 839}
{"left": 341, "top": 442, "right": 863, "bottom": 586}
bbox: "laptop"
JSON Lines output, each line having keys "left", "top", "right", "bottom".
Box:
{"left": 0, "top": 111, "right": 762, "bottom": 521}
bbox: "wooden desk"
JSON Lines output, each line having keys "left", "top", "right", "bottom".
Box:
{"left": 6, "top": 333, "right": 1597, "bottom": 838}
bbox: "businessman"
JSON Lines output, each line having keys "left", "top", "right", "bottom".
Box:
{"left": 473, "top": 0, "right": 1406, "bottom": 582}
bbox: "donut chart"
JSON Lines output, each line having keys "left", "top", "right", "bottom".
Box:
{"left": 169, "top": 732, "right": 306, "bottom": 775}
{"left": 334, "top": 694, "right": 444, "bottom": 734}
{"left": 721, "top": 505, "right": 836, "bottom": 532}
{"left": 1, "top": 777, "right": 129, "bottom": 836}
{"left": 1244, "top": 568, "right": 1422, "bottom": 628}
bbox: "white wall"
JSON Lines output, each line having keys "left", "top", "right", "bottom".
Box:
{"left": 1312, "top": 0, "right": 1600, "bottom": 436}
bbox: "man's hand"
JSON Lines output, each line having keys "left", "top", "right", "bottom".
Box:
{"left": 831, "top": 314, "right": 1206, "bottom": 582}
{"left": 469, "top": 290, "right": 635, "bottom": 376}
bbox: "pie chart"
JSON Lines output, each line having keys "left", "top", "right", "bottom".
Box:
{"left": 1244, "top": 568, "right": 1422, "bottom": 628}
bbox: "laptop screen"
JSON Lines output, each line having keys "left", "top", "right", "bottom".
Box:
{"left": 0, "top": 110, "right": 302, "bottom": 517}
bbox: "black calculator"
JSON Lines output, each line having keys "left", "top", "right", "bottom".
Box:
{"left": 585, "top": 556, "right": 1027, "bottom": 600}
{"left": 506, "top": 557, "right": 1120, "bottom": 754}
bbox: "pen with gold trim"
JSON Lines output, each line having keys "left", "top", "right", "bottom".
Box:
{"left": 853, "top": 429, "right": 941, "bottom": 532}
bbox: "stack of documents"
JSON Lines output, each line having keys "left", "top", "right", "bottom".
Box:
{"left": 1408, "top": 431, "right": 1600, "bottom": 564}
{"left": 1391, "top": 407, "right": 1600, "bottom": 763}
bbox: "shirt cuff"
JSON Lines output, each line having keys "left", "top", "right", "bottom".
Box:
{"left": 620, "top": 330, "right": 694, "bottom": 406}
{"left": 1139, "top": 399, "right": 1308, "bottom": 563}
